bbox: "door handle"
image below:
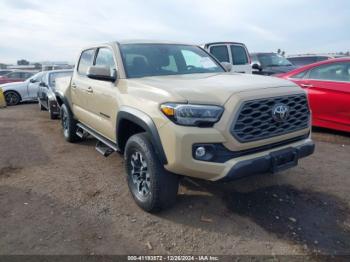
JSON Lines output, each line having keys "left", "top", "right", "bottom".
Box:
{"left": 86, "top": 87, "right": 93, "bottom": 93}
{"left": 300, "top": 84, "right": 313, "bottom": 88}
{"left": 71, "top": 83, "right": 77, "bottom": 88}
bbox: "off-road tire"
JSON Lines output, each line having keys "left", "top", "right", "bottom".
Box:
{"left": 60, "top": 103, "right": 81, "bottom": 143}
{"left": 125, "top": 133, "right": 179, "bottom": 212}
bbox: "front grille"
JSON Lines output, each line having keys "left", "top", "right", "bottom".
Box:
{"left": 231, "top": 94, "right": 310, "bottom": 142}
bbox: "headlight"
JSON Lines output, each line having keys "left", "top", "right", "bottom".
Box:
{"left": 160, "top": 103, "right": 224, "bottom": 127}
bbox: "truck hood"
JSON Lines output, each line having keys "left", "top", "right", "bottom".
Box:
{"left": 129, "top": 72, "right": 298, "bottom": 105}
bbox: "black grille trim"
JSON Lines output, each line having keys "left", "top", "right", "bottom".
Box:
{"left": 231, "top": 94, "right": 310, "bottom": 143}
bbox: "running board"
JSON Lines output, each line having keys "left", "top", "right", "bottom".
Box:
{"left": 76, "top": 123, "right": 119, "bottom": 157}
{"left": 76, "top": 126, "right": 89, "bottom": 139}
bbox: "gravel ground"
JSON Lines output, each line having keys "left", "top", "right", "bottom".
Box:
{"left": 0, "top": 103, "right": 349, "bottom": 257}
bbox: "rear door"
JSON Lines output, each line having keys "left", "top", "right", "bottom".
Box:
{"left": 229, "top": 44, "right": 252, "bottom": 74}
{"left": 293, "top": 62, "right": 350, "bottom": 129}
{"left": 208, "top": 44, "right": 252, "bottom": 73}
{"left": 71, "top": 48, "right": 96, "bottom": 126}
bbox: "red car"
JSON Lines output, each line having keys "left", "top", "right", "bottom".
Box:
{"left": 0, "top": 71, "right": 34, "bottom": 85}
{"left": 276, "top": 58, "right": 350, "bottom": 132}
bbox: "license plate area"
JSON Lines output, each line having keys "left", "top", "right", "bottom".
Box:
{"left": 270, "top": 147, "right": 298, "bottom": 173}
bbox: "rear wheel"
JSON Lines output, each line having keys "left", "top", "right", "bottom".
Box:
{"left": 125, "top": 133, "right": 179, "bottom": 212}
{"left": 60, "top": 104, "right": 81, "bottom": 142}
{"left": 4, "top": 91, "right": 21, "bottom": 106}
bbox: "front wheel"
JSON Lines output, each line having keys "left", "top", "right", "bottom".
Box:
{"left": 4, "top": 91, "right": 21, "bottom": 106}
{"left": 60, "top": 104, "right": 81, "bottom": 143}
{"left": 125, "top": 133, "right": 179, "bottom": 213}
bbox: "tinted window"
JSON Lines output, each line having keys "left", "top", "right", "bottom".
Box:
{"left": 22, "top": 72, "right": 33, "bottom": 79}
{"left": 78, "top": 49, "right": 95, "bottom": 75}
{"left": 308, "top": 62, "right": 350, "bottom": 82}
{"left": 230, "top": 45, "right": 248, "bottom": 65}
{"left": 257, "top": 53, "right": 292, "bottom": 67}
{"left": 120, "top": 44, "right": 224, "bottom": 78}
{"left": 291, "top": 70, "right": 308, "bottom": 79}
{"left": 7, "top": 72, "right": 22, "bottom": 79}
{"left": 49, "top": 71, "right": 73, "bottom": 88}
{"left": 210, "top": 45, "right": 229, "bottom": 62}
{"left": 287, "top": 56, "right": 330, "bottom": 67}
{"left": 30, "top": 72, "right": 44, "bottom": 82}
{"left": 0, "top": 70, "right": 12, "bottom": 76}
{"left": 316, "top": 56, "right": 329, "bottom": 62}
{"left": 95, "top": 48, "right": 116, "bottom": 70}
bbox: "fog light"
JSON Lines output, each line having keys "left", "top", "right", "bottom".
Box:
{"left": 195, "top": 146, "right": 206, "bottom": 158}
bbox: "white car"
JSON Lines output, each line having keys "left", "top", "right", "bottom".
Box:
{"left": 204, "top": 42, "right": 252, "bottom": 74}
{"left": 0, "top": 72, "right": 45, "bottom": 106}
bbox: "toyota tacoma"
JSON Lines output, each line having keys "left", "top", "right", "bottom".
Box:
{"left": 55, "top": 40, "right": 315, "bottom": 212}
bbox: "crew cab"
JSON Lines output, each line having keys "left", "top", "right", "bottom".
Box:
{"left": 55, "top": 40, "right": 315, "bottom": 212}
{"left": 204, "top": 42, "right": 252, "bottom": 74}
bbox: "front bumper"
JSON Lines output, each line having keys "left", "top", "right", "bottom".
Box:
{"left": 219, "top": 141, "right": 315, "bottom": 181}
{"left": 159, "top": 122, "right": 314, "bottom": 181}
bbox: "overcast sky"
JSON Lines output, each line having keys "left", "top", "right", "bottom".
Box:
{"left": 0, "top": 0, "right": 349, "bottom": 64}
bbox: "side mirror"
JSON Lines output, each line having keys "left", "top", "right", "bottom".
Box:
{"left": 87, "top": 66, "right": 117, "bottom": 82}
{"left": 30, "top": 79, "right": 36, "bottom": 83}
{"left": 221, "top": 62, "right": 233, "bottom": 72}
{"left": 252, "top": 62, "right": 262, "bottom": 71}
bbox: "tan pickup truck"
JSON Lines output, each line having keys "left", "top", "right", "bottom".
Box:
{"left": 55, "top": 40, "right": 315, "bottom": 212}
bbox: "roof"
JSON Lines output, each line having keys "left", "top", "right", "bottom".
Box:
{"left": 287, "top": 54, "right": 345, "bottom": 58}
{"left": 203, "top": 41, "right": 246, "bottom": 47}
{"left": 250, "top": 52, "right": 276, "bottom": 55}
{"left": 116, "top": 39, "right": 193, "bottom": 45}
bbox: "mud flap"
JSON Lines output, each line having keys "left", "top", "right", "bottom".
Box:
{"left": 0, "top": 88, "right": 6, "bottom": 108}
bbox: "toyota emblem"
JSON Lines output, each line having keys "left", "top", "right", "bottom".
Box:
{"left": 272, "top": 104, "right": 289, "bottom": 122}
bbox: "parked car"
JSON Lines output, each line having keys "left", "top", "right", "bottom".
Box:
{"left": 250, "top": 53, "right": 297, "bottom": 75}
{"left": 204, "top": 42, "right": 252, "bottom": 74}
{"left": 38, "top": 70, "right": 73, "bottom": 119}
{"left": 276, "top": 58, "right": 350, "bottom": 133}
{"left": 55, "top": 40, "right": 314, "bottom": 212}
{"left": 0, "top": 71, "right": 35, "bottom": 84}
{"left": 0, "top": 72, "right": 44, "bottom": 105}
{"left": 287, "top": 54, "right": 346, "bottom": 67}
{"left": 0, "top": 70, "right": 13, "bottom": 76}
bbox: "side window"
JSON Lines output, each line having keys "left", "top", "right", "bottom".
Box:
{"left": 209, "top": 45, "right": 229, "bottom": 63}
{"left": 308, "top": 63, "right": 350, "bottom": 82}
{"left": 78, "top": 49, "right": 95, "bottom": 75}
{"left": 161, "top": 55, "right": 178, "bottom": 72}
{"left": 95, "top": 48, "right": 116, "bottom": 70}
{"left": 8, "top": 72, "right": 21, "bottom": 79}
{"left": 291, "top": 70, "right": 308, "bottom": 79}
{"left": 23, "top": 73, "right": 32, "bottom": 79}
{"left": 230, "top": 45, "right": 248, "bottom": 65}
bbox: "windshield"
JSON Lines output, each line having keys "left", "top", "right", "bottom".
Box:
{"left": 49, "top": 71, "right": 72, "bottom": 89}
{"left": 257, "top": 53, "right": 293, "bottom": 67}
{"left": 120, "top": 44, "right": 225, "bottom": 78}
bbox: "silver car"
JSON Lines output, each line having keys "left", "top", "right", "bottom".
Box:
{"left": 0, "top": 72, "right": 44, "bottom": 106}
